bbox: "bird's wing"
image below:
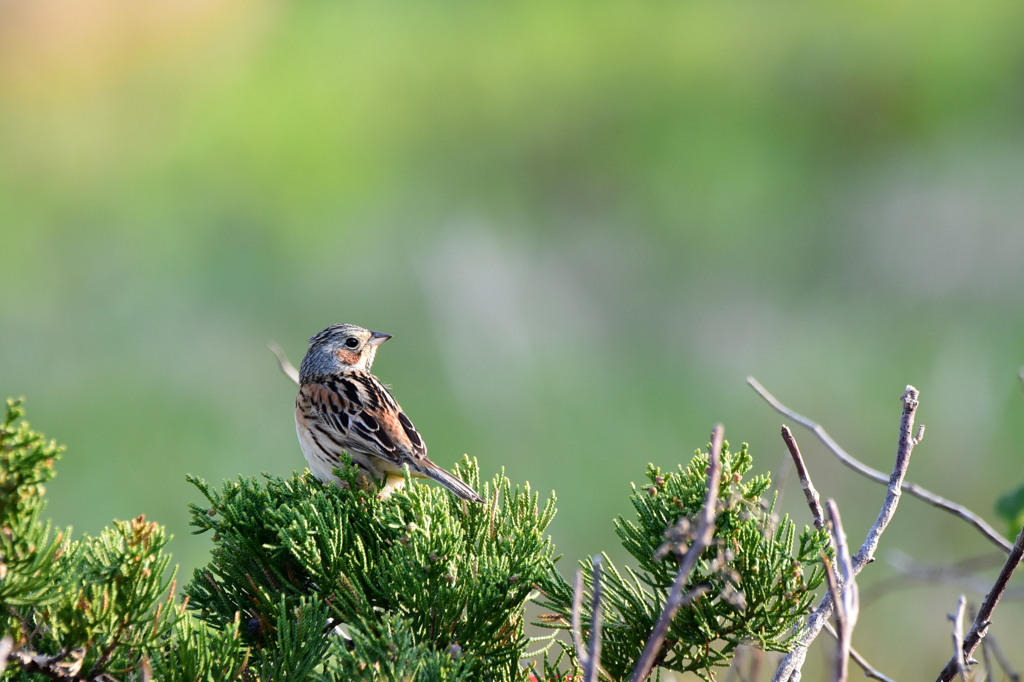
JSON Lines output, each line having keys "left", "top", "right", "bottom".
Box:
{"left": 301, "top": 371, "right": 483, "bottom": 502}
{"left": 306, "top": 372, "right": 429, "bottom": 468}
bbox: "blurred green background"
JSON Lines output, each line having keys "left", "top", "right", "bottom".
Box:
{"left": 2, "top": 0, "right": 1024, "bottom": 677}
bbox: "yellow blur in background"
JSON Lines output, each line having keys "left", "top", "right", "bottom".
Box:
{"left": 3, "top": 0, "right": 1024, "bottom": 677}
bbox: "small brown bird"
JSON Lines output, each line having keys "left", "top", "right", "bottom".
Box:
{"left": 294, "top": 323, "right": 483, "bottom": 502}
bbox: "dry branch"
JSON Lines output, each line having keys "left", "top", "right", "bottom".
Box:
{"left": 825, "top": 500, "right": 857, "bottom": 682}
{"left": 570, "top": 556, "right": 608, "bottom": 682}
{"left": 628, "top": 425, "right": 724, "bottom": 682}
{"left": 747, "top": 377, "right": 1011, "bottom": 553}
{"left": 781, "top": 425, "right": 825, "bottom": 531}
{"left": 772, "top": 387, "right": 922, "bottom": 682}
{"left": 585, "top": 558, "right": 604, "bottom": 682}
{"left": 936, "top": 524, "right": 1024, "bottom": 681}
{"left": 949, "top": 595, "right": 968, "bottom": 680}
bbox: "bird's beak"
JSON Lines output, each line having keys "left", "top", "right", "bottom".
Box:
{"left": 368, "top": 331, "right": 392, "bottom": 346}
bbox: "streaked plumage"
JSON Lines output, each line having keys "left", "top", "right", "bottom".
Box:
{"left": 295, "top": 323, "right": 483, "bottom": 502}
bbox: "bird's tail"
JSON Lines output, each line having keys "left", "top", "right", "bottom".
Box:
{"left": 425, "top": 466, "right": 484, "bottom": 503}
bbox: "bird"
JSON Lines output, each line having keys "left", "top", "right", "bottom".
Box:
{"left": 294, "top": 323, "right": 484, "bottom": 503}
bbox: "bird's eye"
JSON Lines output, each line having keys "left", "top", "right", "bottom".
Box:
{"left": 344, "top": 337, "right": 359, "bottom": 349}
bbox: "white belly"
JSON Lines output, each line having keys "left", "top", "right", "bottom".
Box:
{"left": 295, "top": 415, "right": 342, "bottom": 484}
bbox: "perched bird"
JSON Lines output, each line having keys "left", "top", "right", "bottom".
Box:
{"left": 295, "top": 323, "right": 483, "bottom": 502}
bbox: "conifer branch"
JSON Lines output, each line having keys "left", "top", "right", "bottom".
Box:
{"left": 28, "top": 356, "right": 1022, "bottom": 682}
{"left": 629, "top": 424, "right": 724, "bottom": 682}
{"left": 187, "top": 457, "right": 558, "bottom": 680}
{"left": 540, "top": 431, "right": 828, "bottom": 679}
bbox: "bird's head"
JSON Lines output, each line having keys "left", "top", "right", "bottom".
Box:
{"left": 299, "top": 323, "right": 392, "bottom": 379}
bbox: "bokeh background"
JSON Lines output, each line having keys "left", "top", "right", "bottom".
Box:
{"left": 3, "top": 0, "right": 1023, "bottom": 677}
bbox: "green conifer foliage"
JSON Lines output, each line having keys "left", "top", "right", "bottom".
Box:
{"left": 319, "top": 612, "right": 480, "bottom": 681}
{"left": 147, "top": 610, "right": 250, "bottom": 682}
{"left": 3, "top": 398, "right": 826, "bottom": 681}
{"left": 537, "top": 442, "right": 829, "bottom": 681}
{"left": 1, "top": 399, "right": 181, "bottom": 680}
{"left": 185, "top": 457, "right": 560, "bottom": 681}
{"left": 0, "top": 398, "right": 68, "bottom": 611}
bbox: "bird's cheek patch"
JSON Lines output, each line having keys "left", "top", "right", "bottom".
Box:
{"left": 335, "top": 349, "right": 361, "bottom": 366}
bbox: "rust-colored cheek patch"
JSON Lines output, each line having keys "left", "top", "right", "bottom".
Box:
{"left": 335, "top": 348, "right": 361, "bottom": 367}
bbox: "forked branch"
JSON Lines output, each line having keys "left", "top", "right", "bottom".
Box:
{"left": 772, "top": 387, "right": 922, "bottom": 682}
{"left": 748, "top": 377, "right": 1010, "bottom": 553}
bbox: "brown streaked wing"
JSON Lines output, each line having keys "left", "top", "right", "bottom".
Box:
{"left": 396, "top": 411, "right": 427, "bottom": 457}
{"left": 345, "top": 373, "right": 428, "bottom": 460}
{"left": 317, "top": 371, "right": 429, "bottom": 468}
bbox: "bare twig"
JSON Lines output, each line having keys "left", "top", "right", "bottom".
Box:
{"left": 571, "top": 557, "right": 606, "bottom": 682}
{"left": 937, "top": 523, "right": 1024, "bottom": 681}
{"left": 853, "top": 386, "right": 919, "bottom": 568}
{"left": 825, "top": 500, "right": 857, "bottom": 682}
{"left": 773, "top": 387, "right": 922, "bottom": 682}
{"left": 822, "top": 556, "right": 842, "bottom": 681}
{"left": 585, "top": 557, "right": 604, "bottom": 682}
{"left": 822, "top": 622, "right": 895, "bottom": 682}
{"left": 781, "top": 425, "right": 825, "bottom": 530}
{"left": 748, "top": 376, "right": 1012, "bottom": 553}
{"left": 629, "top": 424, "right": 725, "bottom": 682}
{"left": 571, "top": 570, "right": 586, "bottom": 670}
{"left": 949, "top": 595, "right": 968, "bottom": 680}
{"left": 268, "top": 342, "right": 300, "bottom": 386}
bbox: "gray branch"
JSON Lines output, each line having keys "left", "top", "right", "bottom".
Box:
{"left": 747, "top": 377, "right": 1010, "bottom": 553}
{"left": 571, "top": 556, "right": 606, "bottom": 682}
{"left": 936, "top": 523, "right": 1024, "bottom": 681}
{"left": 781, "top": 425, "right": 825, "bottom": 531}
{"left": 949, "top": 595, "right": 968, "bottom": 680}
{"left": 826, "top": 499, "right": 858, "bottom": 682}
{"left": 773, "top": 386, "right": 922, "bottom": 682}
{"left": 585, "top": 557, "right": 604, "bottom": 682}
{"left": 629, "top": 424, "right": 725, "bottom": 682}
